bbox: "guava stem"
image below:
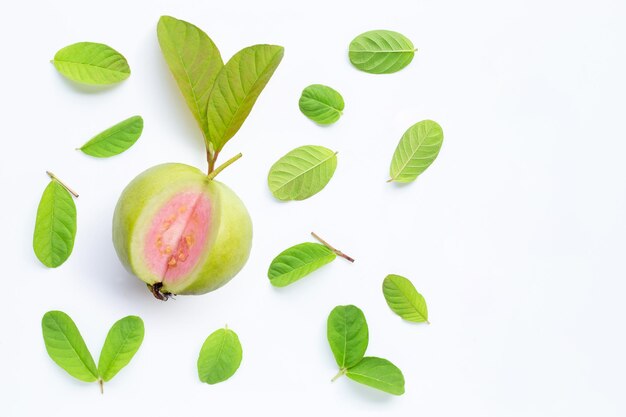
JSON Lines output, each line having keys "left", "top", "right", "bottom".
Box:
{"left": 386, "top": 178, "right": 394, "bottom": 183}
{"left": 207, "top": 150, "right": 220, "bottom": 174}
{"left": 311, "top": 232, "right": 355, "bottom": 263}
{"left": 98, "top": 379, "right": 104, "bottom": 394}
{"left": 46, "top": 171, "right": 79, "bottom": 198}
{"left": 207, "top": 153, "right": 243, "bottom": 181}
{"left": 331, "top": 368, "right": 346, "bottom": 382}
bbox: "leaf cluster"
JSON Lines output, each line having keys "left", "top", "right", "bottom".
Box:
{"left": 157, "top": 16, "right": 284, "bottom": 168}
{"left": 327, "top": 305, "right": 405, "bottom": 395}
{"left": 41, "top": 311, "right": 144, "bottom": 392}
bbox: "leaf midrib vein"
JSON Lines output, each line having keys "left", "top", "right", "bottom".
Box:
{"left": 49, "top": 316, "right": 96, "bottom": 378}
{"left": 392, "top": 126, "right": 440, "bottom": 180}
{"left": 273, "top": 153, "right": 336, "bottom": 191}
{"left": 210, "top": 50, "right": 281, "bottom": 149}
{"left": 390, "top": 281, "right": 426, "bottom": 319}
{"left": 54, "top": 59, "right": 128, "bottom": 75}
{"left": 100, "top": 332, "right": 133, "bottom": 379}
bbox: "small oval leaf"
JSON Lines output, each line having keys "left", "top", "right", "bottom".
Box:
{"left": 197, "top": 328, "right": 243, "bottom": 385}
{"left": 97, "top": 316, "right": 145, "bottom": 382}
{"left": 207, "top": 44, "right": 284, "bottom": 152}
{"left": 157, "top": 16, "right": 223, "bottom": 142}
{"left": 383, "top": 274, "right": 429, "bottom": 323}
{"left": 268, "top": 242, "right": 336, "bottom": 287}
{"left": 79, "top": 116, "right": 144, "bottom": 158}
{"left": 346, "top": 357, "right": 405, "bottom": 395}
{"left": 299, "top": 84, "right": 344, "bottom": 125}
{"left": 52, "top": 42, "right": 130, "bottom": 85}
{"left": 348, "top": 30, "right": 415, "bottom": 74}
{"left": 268, "top": 145, "right": 337, "bottom": 201}
{"left": 327, "top": 305, "right": 369, "bottom": 369}
{"left": 33, "top": 180, "right": 77, "bottom": 268}
{"left": 41, "top": 311, "right": 98, "bottom": 382}
{"left": 389, "top": 119, "right": 443, "bottom": 183}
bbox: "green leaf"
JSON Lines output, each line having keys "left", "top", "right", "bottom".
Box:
{"left": 346, "top": 357, "right": 405, "bottom": 395}
{"left": 389, "top": 120, "right": 444, "bottom": 183}
{"left": 41, "top": 311, "right": 98, "bottom": 382}
{"left": 197, "top": 327, "right": 243, "bottom": 385}
{"left": 383, "top": 274, "right": 429, "bottom": 323}
{"left": 298, "top": 84, "right": 344, "bottom": 125}
{"left": 157, "top": 16, "right": 223, "bottom": 142}
{"left": 268, "top": 145, "right": 337, "bottom": 201}
{"left": 348, "top": 30, "right": 415, "bottom": 74}
{"left": 33, "top": 180, "right": 77, "bottom": 268}
{"left": 97, "top": 316, "right": 145, "bottom": 382}
{"left": 268, "top": 242, "right": 336, "bottom": 287}
{"left": 206, "top": 44, "right": 284, "bottom": 152}
{"left": 327, "top": 305, "right": 368, "bottom": 369}
{"left": 78, "top": 116, "right": 143, "bottom": 158}
{"left": 52, "top": 42, "right": 130, "bottom": 85}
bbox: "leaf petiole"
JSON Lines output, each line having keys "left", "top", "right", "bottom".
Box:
{"left": 207, "top": 153, "right": 242, "bottom": 180}
{"left": 46, "top": 171, "right": 79, "bottom": 198}
{"left": 331, "top": 368, "right": 347, "bottom": 382}
{"left": 311, "top": 232, "right": 354, "bottom": 263}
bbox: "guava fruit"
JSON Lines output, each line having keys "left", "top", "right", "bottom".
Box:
{"left": 112, "top": 163, "right": 252, "bottom": 299}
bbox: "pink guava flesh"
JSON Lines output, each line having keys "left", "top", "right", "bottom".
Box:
{"left": 144, "top": 192, "right": 211, "bottom": 283}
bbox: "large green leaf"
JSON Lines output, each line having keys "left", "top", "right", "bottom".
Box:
{"left": 382, "top": 274, "right": 428, "bottom": 323}
{"left": 52, "top": 42, "right": 130, "bottom": 85}
{"left": 268, "top": 145, "right": 337, "bottom": 201}
{"left": 268, "top": 242, "right": 336, "bottom": 287}
{"left": 346, "top": 357, "right": 405, "bottom": 395}
{"left": 389, "top": 120, "right": 444, "bottom": 183}
{"left": 78, "top": 116, "right": 143, "bottom": 158}
{"left": 298, "top": 84, "right": 344, "bottom": 125}
{"left": 327, "top": 305, "right": 368, "bottom": 369}
{"left": 33, "top": 180, "right": 77, "bottom": 268}
{"left": 97, "top": 316, "right": 145, "bottom": 382}
{"left": 348, "top": 30, "right": 415, "bottom": 74}
{"left": 157, "top": 16, "right": 223, "bottom": 143}
{"left": 197, "top": 327, "right": 243, "bottom": 385}
{"left": 41, "top": 311, "right": 98, "bottom": 382}
{"left": 206, "top": 44, "right": 284, "bottom": 152}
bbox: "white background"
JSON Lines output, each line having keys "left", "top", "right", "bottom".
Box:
{"left": 1, "top": 0, "right": 625, "bottom": 415}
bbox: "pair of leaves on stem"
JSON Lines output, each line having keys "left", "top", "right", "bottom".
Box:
{"left": 389, "top": 120, "right": 444, "bottom": 183}
{"left": 383, "top": 274, "right": 429, "bottom": 323}
{"left": 299, "top": 84, "right": 344, "bottom": 125}
{"left": 41, "top": 311, "right": 144, "bottom": 392}
{"left": 52, "top": 42, "right": 130, "bottom": 85}
{"left": 267, "top": 233, "right": 353, "bottom": 287}
{"left": 328, "top": 305, "right": 405, "bottom": 395}
{"left": 33, "top": 173, "right": 78, "bottom": 268}
{"left": 349, "top": 30, "right": 416, "bottom": 74}
{"left": 268, "top": 145, "right": 338, "bottom": 201}
{"left": 197, "top": 327, "right": 243, "bottom": 384}
{"left": 157, "top": 15, "right": 284, "bottom": 160}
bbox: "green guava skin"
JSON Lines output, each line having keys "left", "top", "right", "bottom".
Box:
{"left": 112, "top": 163, "right": 252, "bottom": 296}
